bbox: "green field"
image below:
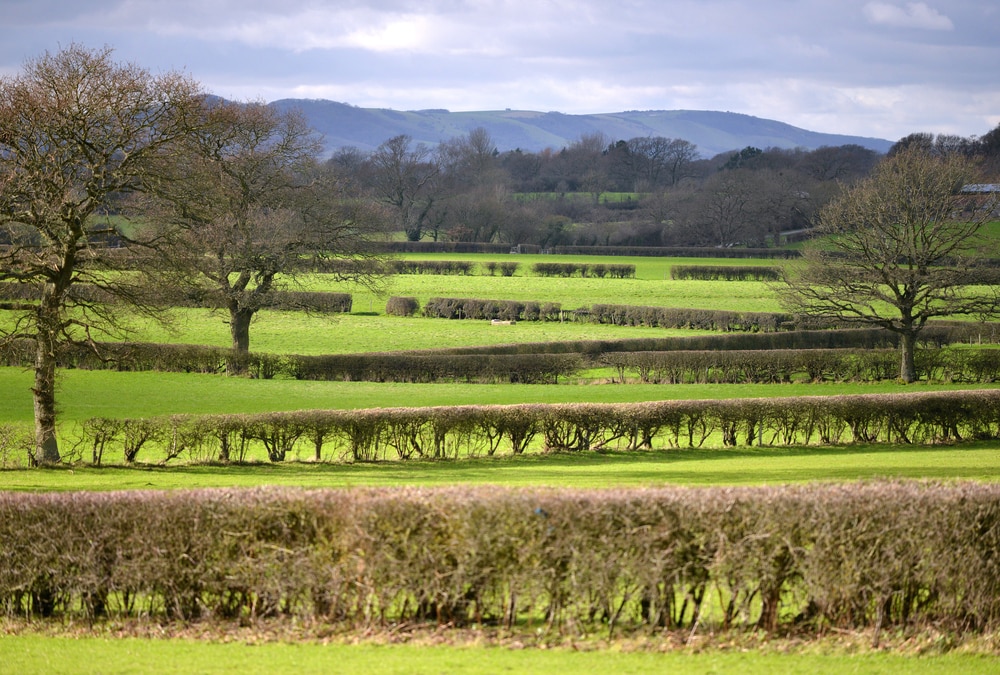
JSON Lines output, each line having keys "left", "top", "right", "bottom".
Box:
{"left": 4, "top": 634, "right": 997, "bottom": 675}
{"left": 4, "top": 443, "right": 999, "bottom": 492}
{"left": 5, "top": 367, "right": 994, "bottom": 424}
{"left": 4, "top": 252, "right": 999, "bottom": 668}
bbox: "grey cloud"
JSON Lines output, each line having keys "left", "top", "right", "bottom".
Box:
{"left": 0, "top": 0, "right": 997, "bottom": 140}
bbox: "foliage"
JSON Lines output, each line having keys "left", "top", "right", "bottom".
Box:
{"left": 385, "top": 296, "right": 420, "bottom": 317}
{"left": 531, "top": 262, "right": 636, "bottom": 278}
{"left": 139, "top": 99, "right": 388, "bottom": 362}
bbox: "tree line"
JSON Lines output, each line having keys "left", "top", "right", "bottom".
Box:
{"left": 332, "top": 122, "right": 1000, "bottom": 250}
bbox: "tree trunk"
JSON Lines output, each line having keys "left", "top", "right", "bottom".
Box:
{"left": 899, "top": 330, "right": 918, "bottom": 383}
{"left": 32, "top": 307, "right": 61, "bottom": 465}
{"left": 227, "top": 307, "right": 254, "bottom": 375}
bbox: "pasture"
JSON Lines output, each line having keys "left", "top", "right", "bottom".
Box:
{"left": 3, "top": 252, "right": 1000, "bottom": 671}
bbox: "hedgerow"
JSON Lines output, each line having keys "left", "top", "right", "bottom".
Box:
{"left": 385, "top": 296, "right": 420, "bottom": 316}
{"left": 422, "top": 297, "right": 562, "bottom": 322}
{"left": 599, "top": 348, "right": 1000, "bottom": 384}
{"left": 531, "top": 262, "right": 635, "bottom": 278}
{"left": 0, "top": 282, "right": 352, "bottom": 313}
{"left": 67, "top": 389, "right": 1000, "bottom": 465}
{"left": 1, "top": 482, "right": 997, "bottom": 639}
{"left": 3, "top": 329, "right": 996, "bottom": 385}
{"left": 670, "top": 265, "right": 783, "bottom": 281}
{"left": 286, "top": 353, "right": 581, "bottom": 384}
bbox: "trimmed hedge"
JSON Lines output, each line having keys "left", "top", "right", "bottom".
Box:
{"left": 385, "top": 296, "right": 420, "bottom": 317}
{"left": 483, "top": 261, "right": 520, "bottom": 276}
{"left": 70, "top": 389, "right": 1000, "bottom": 465}
{"left": 423, "top": 297, "right": 562, "bottom": 322}
{"left": 670, "top": 265, "right": 783, "bottom": 281}
{"left": 531, "top": 262, "right": 635, "bottom": 278}
{"left": 287, "top": 353, "right": 581, "bottom": 384}
{"left": 586, "top": 304, "right": 795, "bottom": 331}
{"left": 419, "top": 328, "right": 908, "bottom": 356}
{"left": 0, "top": 282, "right": 352, "bottom": 314}
{"left": 2, "top": 482, "right": 998, "bottom": 638}
{"left": 600, "top": 348, "right": 1000, "bottom": 384}
{"left": 2, "top": 329, "right": 996, "bottom": 385}
{"left": 416, "top": 325, "right": 1000, "bottom": 357}
{"left": 550, "top": 245, "right": 801, "bottom": 258}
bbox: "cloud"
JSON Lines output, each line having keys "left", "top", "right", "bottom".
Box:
{"left": 863, "top": 2, "right": 954, "bottom": 30}
{"left": 1, "top": 0, "right": 997, "bottom": 142}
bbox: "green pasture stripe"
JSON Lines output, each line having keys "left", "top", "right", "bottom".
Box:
{"left": 377, "top": 251, "right": 793, "bottom": 279}
{"left": 2, "top": 367, "right": 996, "bottom": 424}
{"left": 4, "top": 444, "right": 999, "bottom": 492}
{"left": 1, "top": 635, "right": 996, "bottom": 674}
{"left": 107, "top": 309, "right": 711, "bottom": 354}
{"left": 334, "top": 275, "right": 785, "bottom": 315}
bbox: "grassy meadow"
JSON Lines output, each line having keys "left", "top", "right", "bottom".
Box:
{"left": 4, "top": 252, "right": 1000, "bottom": 671}
{"left": 2, "top": 253, "right": 997, "bottom": 463}
{"left": 3, "top": 633, "right": 998, "bottom": 675}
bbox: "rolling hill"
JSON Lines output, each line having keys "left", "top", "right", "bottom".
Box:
{"left": 268, "top": 99, "right": 895, "bottom": 158}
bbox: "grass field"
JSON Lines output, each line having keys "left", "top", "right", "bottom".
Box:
{"left": 3, "top": 366, "right": 996, "bottom": 424}
{"left": 109, "top": 308, "right": 708, "bottom": 354}
{"left": 5, "top": 443, "right": 999, "bottom": 492}
{"left": 3, "top": 633, "right": 997, "bottom": 675}
{"left": 4, "top": 251, "right": 1000, "bottom": 669}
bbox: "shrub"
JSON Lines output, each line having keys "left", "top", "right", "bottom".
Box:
{"left": 531, "top": 262, "right": 635, "bottom": 278}
{"left": 385, "top": 296, "right": 420, "bottom": 317}
{"left": 499, "top": 261, "right": 520, "bottom": 276}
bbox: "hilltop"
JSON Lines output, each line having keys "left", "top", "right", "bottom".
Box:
{"left": 267, "top": 100, "right": 895, "bottom": 157}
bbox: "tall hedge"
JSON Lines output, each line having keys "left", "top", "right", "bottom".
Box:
{"left": 1, "top": 482, "right": 997, "bottom": 639}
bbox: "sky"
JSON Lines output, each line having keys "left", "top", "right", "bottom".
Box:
{"left": 2, "top": 0, "right": 998, "bottom": 143}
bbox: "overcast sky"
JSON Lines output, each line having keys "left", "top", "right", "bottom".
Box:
{"left": 3, "top": 0, "right": 998, "bottom": 142}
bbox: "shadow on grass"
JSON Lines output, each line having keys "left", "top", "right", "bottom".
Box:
{"left": 6, "top": 441, "right": 998, "bottom": 491}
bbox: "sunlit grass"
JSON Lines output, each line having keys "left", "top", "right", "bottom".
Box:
{"left": 4, "top": 442, "right": 1000, "bottom": 492}
{"left": 3, "top": 366, "right": 996, "bottom": 425}
{"left": 111, "top": 309, "right": 709, "bottom": 354}
{"left": 3, "top": 634, "right": 996, "bottom": 675}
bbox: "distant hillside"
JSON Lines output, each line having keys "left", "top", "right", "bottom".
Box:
{"left": 267, "top": 99, "right": 894, "bottom": 158}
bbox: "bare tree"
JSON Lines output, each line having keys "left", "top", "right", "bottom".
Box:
{"left": 438, "top": 127, "right": 503, "bottom": 189}
{"left": 610, "top": 136, "right": 700, "bottom": 190}
{"left": 781, "top": 147, "right": 1000, "bottom": 382}
{"left": 677, "top": 170, "right": 763, "bottom": 247}
{"left": 0, "top": 45, "right": 202, "bottom": 464}
{"left": 142, "top": 100, "right": 390, "bottom": 367}
{"left": 362, "top": 135, "right": 441, "bottom": 241}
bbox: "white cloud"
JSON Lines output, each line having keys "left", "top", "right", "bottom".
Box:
{"left": 863, "top": 2, "right": 954, "bottom": 30}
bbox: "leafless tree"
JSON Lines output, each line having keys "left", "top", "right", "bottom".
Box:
{"left": 0, "top": 45, "right": 203, "bottom": 464}
{"left": 141, "top": 100, "right": 390, "bottom": 367}
{"left": 438, "top": 127, "right": 503, "bottom": 189}
{"left": 362, "top": 135, "right": 441, "bottom": 241}
{"left": 781, "top": 148, "right": 1000, "bottom": 382}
